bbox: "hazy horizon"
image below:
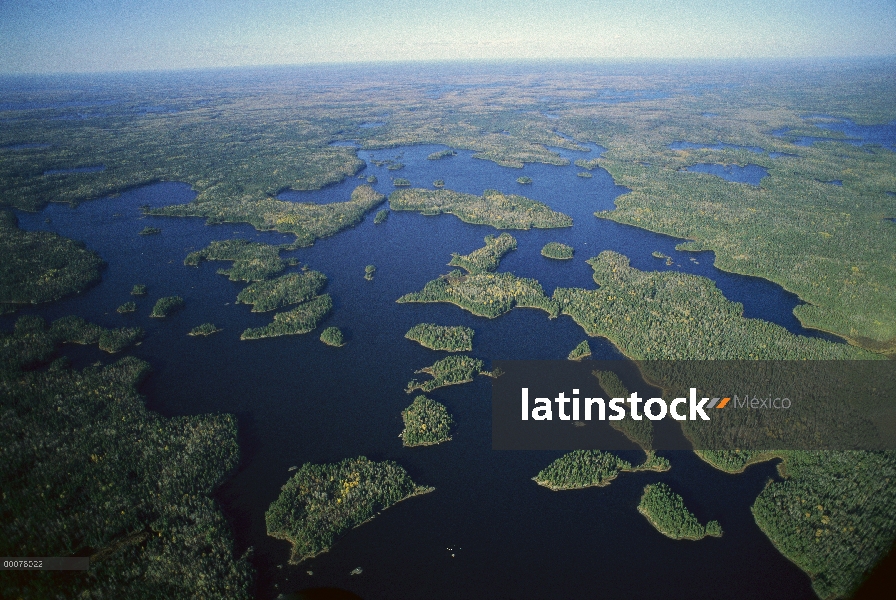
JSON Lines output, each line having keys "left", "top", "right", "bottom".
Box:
{"left": 1, "top": 0, "right": 894, "bottom": 75}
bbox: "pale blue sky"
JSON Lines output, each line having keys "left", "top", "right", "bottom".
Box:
{"left": 1, "top": 0, "right": 894, "bottom": 74}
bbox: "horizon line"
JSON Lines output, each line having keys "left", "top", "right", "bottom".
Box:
{"left": 3, "top": 54, "right": 896, "bottom": 78}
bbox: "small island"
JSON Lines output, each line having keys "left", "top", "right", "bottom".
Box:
{"left": 366, "top": 175, "right": 377, "bottom": 184}
{"left": 577, "top": 171, "right": 593, "bottom": 178}
{"left": 652, "top": 250, "right": 673, "bottom": 265}
{"left": 574, "top": 158, "right": 601, "bottom": 171}
{"left": 117, "top": 301, "right": 137, "bottom": 314}
{"left": 389, "top": 188, "right": 572, "bottom": 230}
{"left": 534, "top": 450, "right": 636, "bottom": 490}
{"left": 386, "top": 162, "right": 404, "bottom": 171}
{"left": 398, "top": 270, "right": 559, "bottom": 319}
{"left": 393, "top": 177, "right": 411, "bottom": 187}
{"left": 638, "top": 482, "right": 723, "bottom": 540}
{"left": 264, "top": 456, "right": 433, "bottom": 564}
{"left": 516, "top": 176, "right": 532, "bottom": 184}
{"left": 427, "top": 149, "right": 457, "bottom": 160}
{"left": 188, "top": 323, "right": 221, "bottom": 336}
{"left": 567, "top": 340, "right": 591, "bottom": 360}
{"left": 138, "top": 226, "right": 161, "bottom": 235}
{"left": 374, "top": 209, "right": 389, "bottom": 224}
{"left": 433, "top": 179, "right": 445, "bottom": 188}
{"left": 449, "top": 233, "right": 517, "bottom": 274}
{"left": 541, "top": 242, "right": 574, "bottom": 260}
{"left": 236, "top": 271, "right": 327, "bottom": 312}
{"left": 240, "top": 294, "right": 332, "bottom": 340}
{"left": 320, "top": 326, "right": 345, "bottom": 347}
{"left": 364, "top": 265, "right": 376, "bottom": 280}
{"left": 400, "top": 396, "right": 454, "bottom": 446}
{"left": 131, "top": 284, "right": 147, "bottom": 296}
{"left": 150, "top": 296, "right": 185, "bottom": 318}
{"left": 405, "top": 323, "right": 474, "bottom": 352}
{"left": 185, "top": 239, "right": 296, "bottom": 282}
{"left": 406, "top": 354, "right": 487, "bottom": 393}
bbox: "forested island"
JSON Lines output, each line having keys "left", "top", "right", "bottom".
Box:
{"left": 150, "top": 296, "right": 184, "bottom": 318}
{"left": 151, "top": 185, "right": 385, "bottom": 248}
{"left": 185, "top": 239, "right": 297, "bottom": 282}
{"left": 240, "top": 294, "right": 332, "bottom": 340}
{"left": 406, "top": 354, "right": 487, "bottom": 393}
{"left": 265, "top": 457, "right": 432, "bottom": 564}
{"left": 405, "top": 323, "right": 474, "bottom": 352}
{"left": 448, "top": 233, "right": 517, "bottom": 273}
{"left": 638, "top": 482, "right": 722, "bottom": 540}
{"left": 533, "top": 449, "right": 669, "bottom": 491}
{"left": 188, "top": 322, "right": 221, "bottom": 336}
{"left": 398, "top": 270, "right": 559, "bottom": 319}
{"left": 400, "top": 396, "right": 454, "bottom": 446}
{"left": 541, "top": 242, "right": 574, "bottom": 260}
{"left": 389, "top": 188, "right": 572, "bottom": 229}
{"left": 319, "top": 326, "right": 345, "bottom": 347}
{"left": 427, "top": 149, "right": 457, "bottom": 160}
{"left": 567, "top": 340, "right": 590, "bottom": 360}
{"left": 236, "top": 271, "right": 327, "bottom": 312}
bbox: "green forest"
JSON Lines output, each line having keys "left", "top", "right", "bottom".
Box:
{"left": 0, "top": 210, "right": 104, "bottom": 315}
{"left": 0, "top": 316, "right": 253, "bottom": 598}
{"left": 405, "top": 354, "right": 487, "bottom": 393}
{"left": 389, "top": 188, "right": 572, "bottom": 229}
{"left": 319, "top": 326, "right": 345, "bottom": 347}
{"left": 240, "top": 294, "right": 332, "bottom": 340}
{"left": 265, "top": 457, "right": 432, "bottom": 564}
{"left": 398, "top": 270, "right": 559, "bottom": 319}
{"left": 152, "top": 185, "right": 385, "bottom": 248}
{"left": 185, "top": 239, "right": 297, "bottom": 282}
{"left": 150, "top": 296, "right": 184, "bottom": 318}
{"left": 400, "top": 396, "right": 455, "bottom": 446}
{"left": 236, "top": 271, "right": 327, "bottom": 312}
{"left": 448, "top": 233, "right": 517, "bottom": 274}
{"left": 541, "top": 242, "right": 574, "bottom": 260}
{"left": 405, "top": 323, "right": 475, "bottom": 352}
{"left": 638, "top": 482, "right": 722, "bottom": 540}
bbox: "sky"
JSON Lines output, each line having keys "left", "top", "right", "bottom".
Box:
{"left": 0, "top": 0, "right": 894, "bottom": 74}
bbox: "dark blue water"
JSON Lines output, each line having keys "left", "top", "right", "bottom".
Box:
{"left": 7, "top": 144, "right": 836, "bottom": 599}
{"left": 670, "top": 140, "right": 801, "bottom": 160}
{"left": 681, "top": 163, "right": 769, "bottom": 187}
{"left": 771, "top": 114, "right": 896, "bottom": 151}
{"left": 806, "top": 116, "right": 896, "bottom": 151}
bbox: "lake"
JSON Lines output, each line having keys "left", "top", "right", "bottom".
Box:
{"left": 8, "top": 137, "right": 837, "bottom": 599}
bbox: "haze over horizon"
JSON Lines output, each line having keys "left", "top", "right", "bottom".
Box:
{"left": 1, "top": 0, "right": 895, "bottom": 75}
